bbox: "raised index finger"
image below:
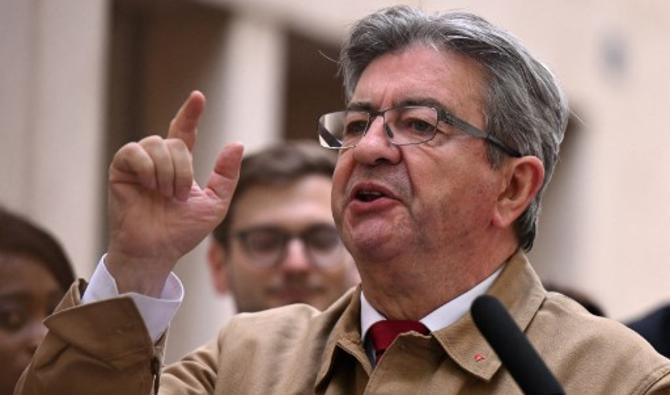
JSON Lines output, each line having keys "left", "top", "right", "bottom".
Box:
{"left": 167, "top": 90, "right": 206, "bottom": 151}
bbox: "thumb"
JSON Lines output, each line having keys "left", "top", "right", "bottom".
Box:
{"left": 206, "top": 142, "right": 244, "bottom": 208}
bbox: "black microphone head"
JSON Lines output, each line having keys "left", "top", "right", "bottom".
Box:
{"left": 471, "top": 295, "right": 564, "bottom": 395}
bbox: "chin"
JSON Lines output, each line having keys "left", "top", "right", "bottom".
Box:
{"left": 345, "top": 222, "right": 400, "bottom": 258}
{"left": 351, "top": 237, "right": 405, "bottom": 264}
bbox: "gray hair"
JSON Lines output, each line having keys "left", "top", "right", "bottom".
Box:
{"left": 340, "top": 6, "right": 569, "bottom": 250}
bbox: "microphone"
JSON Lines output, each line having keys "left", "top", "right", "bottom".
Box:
{"left": 471, "top": 295, "right": 565, "bottom": 395}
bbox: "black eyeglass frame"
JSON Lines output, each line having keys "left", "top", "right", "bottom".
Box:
{"left": 318, "top": 105, "right": 522, "bottom": 158}
{"left": 232, "top": 224, "right": 345, "bottom": 269}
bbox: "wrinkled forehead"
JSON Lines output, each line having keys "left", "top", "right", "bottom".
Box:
{"left": 349, "top": 44, "right": 488, "bottom": 119}
{"left": 230, "top": 176, "right": 335, "bottom": 231}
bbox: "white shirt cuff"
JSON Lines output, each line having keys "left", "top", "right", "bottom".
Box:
{"left": 81, "top": 254, "right": 184, "bottom": 343}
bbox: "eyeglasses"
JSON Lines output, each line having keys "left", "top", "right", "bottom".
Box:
{"left": 233, "top": 224, "right": 345, "bottom": 269}
{"left": 317, "top": 105, "right": 521, "bottom": 157}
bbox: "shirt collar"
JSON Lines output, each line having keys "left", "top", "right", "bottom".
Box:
{"left": 360, "top": 266, "right": 503, "bottom": 340}
{"left": 317, "top": 251, "right": 546, "bottom": 389}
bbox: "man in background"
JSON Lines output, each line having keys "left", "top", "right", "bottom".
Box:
{"left": 206, "top": 141, "right": 357, "bottom": 312}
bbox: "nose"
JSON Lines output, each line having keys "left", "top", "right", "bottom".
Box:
{"left": 353, "top": 115, "right": 401, "bottom": 166}
{"left": 278, "top": 239, "right": 312, "bottom": 273}
{"left": 26, "top": 320, "right": 48, "bottom": 354}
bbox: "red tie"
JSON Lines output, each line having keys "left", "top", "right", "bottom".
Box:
{"left": 368, "top": 320, "right": 430, "bottom": 361}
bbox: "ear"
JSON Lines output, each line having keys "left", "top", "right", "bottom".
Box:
{"left": 492, "top": 156, "right": 545, "bottom": 228}
{"left": 207, "top": 239, "right": 230, "bottom": 295}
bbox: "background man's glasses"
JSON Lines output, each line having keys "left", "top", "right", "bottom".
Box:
{"left": 234, "top": 224, "right": 345, "bottom": 269}
{"left": 318, "top": 105, "right": 521, "bottom": 157}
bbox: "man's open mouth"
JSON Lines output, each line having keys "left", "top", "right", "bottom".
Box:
{"left": 355, "top": 190, "right": 386, "bottom": 202}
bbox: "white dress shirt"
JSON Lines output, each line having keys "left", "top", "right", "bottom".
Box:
{"left": 81, "top": 255, "right": 183, "bottom": 342}
{"left": 359, "top": 267, "right": 501, "bottom": 363}
{"left": 83, "top": 256, "right": 501, "bottom": 345}
{"left": 360, "top": 267, "right": 502, "bottom": 339}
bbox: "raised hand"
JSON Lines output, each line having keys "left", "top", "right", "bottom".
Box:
{"left": 106, "top": 91, "right": 243, "bottom": 296}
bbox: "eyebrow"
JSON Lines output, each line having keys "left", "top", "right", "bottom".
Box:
{"left": 0, "top": 292, "right": 30, "bottom": 303}
{"left": 234, "top": 222, "right": 337, "bottom": 233}
{"left": 345, "top": 102, "right": 373, "bottom": 111}
{"left": 0, "top": 290, "right": 62, "bottom": 303}
{"left": 346, "top": 97, "right": 454, "bottom": 114}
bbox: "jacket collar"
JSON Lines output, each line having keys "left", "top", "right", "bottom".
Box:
{"left": 432, "top": 251, "right": 546, "bottom": 380}
{"left": 315, "top": 285, "right": 369, "bottom": 388}
{"left": 359, "top": 267, "right": 502, "bottom": 340}
{"left": 315, "top": 251, "right": 546, "bottom": 388}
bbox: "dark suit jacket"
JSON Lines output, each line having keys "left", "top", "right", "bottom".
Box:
{"left": 629, "top": 304, "right": 670, "bottom": 359}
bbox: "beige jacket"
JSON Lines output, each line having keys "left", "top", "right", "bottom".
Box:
{"left": 16, "top": 253, "right": 670, "bottom": 394}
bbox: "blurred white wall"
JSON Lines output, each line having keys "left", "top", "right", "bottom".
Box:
{"left": 2, "top": 0, "right": 670, "bottom": 363}
{"left": 0, "top": 0, "right": 108, "bottom": 279}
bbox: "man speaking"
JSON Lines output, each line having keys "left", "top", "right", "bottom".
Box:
{"left": 16, "top": 5, "right": 670, "bottom": 394}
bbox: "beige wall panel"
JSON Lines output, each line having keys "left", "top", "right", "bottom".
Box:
{"left": 1, "top": 0, "right": 108, "bottom": 278}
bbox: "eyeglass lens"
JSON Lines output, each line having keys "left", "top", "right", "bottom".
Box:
{"left": 320, "top": 106, "right": 439, "bottom": 148}
{"left": 318, "top": 105, "right": 522, "bottom": 157}
{"left": 236, "top": 224, "right": 343, "bottom": 268}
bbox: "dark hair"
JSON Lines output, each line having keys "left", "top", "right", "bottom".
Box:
{"left": 212, "top": 141, "right": 336, "bottom": 245}
{"left": 0, "top": 207, "right": 76, "bottom": 292}
{"left": 340, "top": 6, "right": 569, "bottom": 250}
